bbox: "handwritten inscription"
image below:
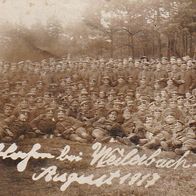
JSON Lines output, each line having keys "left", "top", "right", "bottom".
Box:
{"left": 90, "top": 143, "right": 191, "bottom": 169}
{"left": 32, "top": 166, "right": 160, "bottom": 191}
{"left": 0, "top": 142, "right": 194, "bottom": 191}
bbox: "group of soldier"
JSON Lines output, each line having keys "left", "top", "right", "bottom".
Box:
{"left": 0, "top": 56, "right": 195, "bottom": 155}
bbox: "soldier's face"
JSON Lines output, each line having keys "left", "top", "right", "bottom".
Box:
{"left": 138, "top": 104, "right": 146, "bottom": 111}
{"left": 90, "top": 80, "right": 96, "bottom": 87}
{"left": 174, "top": 122, "right": 183, "bottom": 131}
{"left": 154, "top": 111, "right": 161, "bottom": 118}
{"left": 57, "top": 113, "right": 65, "bottom": 121}
{"left": 161, "top": 59, "right": 167, "bottom": 65}
{"left": 123, "top": 111, "right": 131, "bottom": 120}
{"left": 19, "top": 114, "right": 28, "bottom": 122}
{"left": 187, "top": 60, "right": 192, "bottom": 68}
{"left": 177, "top": 59, "right": 182, "bottom": 65}
{"left": 10, "top": 95, "right": 18, "bottom": 103}
{"left": 78, "top": 84, "right": 84, "bottom": 89}
{"left": 146, "top": 117, "right": 153, "bottom": 124}
{"left": 46, "top": 111, "right": 53, "bottom": 119}
{"left": 37, "top": 83, "right": 43, "bottom": 90}
{"left": 81, "top": 103, "right": 89, "bottom": 111}
{"left": 99, "top": 92, "right": 105, "bottom": 98}
{"left": 167, "top": 80, "right": 173, "bottom": 86}
{"left": 103, "top": 78, "right": 109, "bottom": 85}
{"left": 154, "top": 83, "right": 160, "bottom": 89}
{"left": 185, "top": 92, "right": 191, "bottom": 99}
{"left": 169, "top": 102, "right": 177, "bottom": 109}
{"left": 4, "top": 107, "right": 12, "bottom": 116}
{"left": 108, "top": 94, "right": 114, "bottom": 102}
{"left": 108, "top": 111, "right": 117, "bottom": 121}
{"left": 118, "top": 78, "right": 124, "bottom": 84}
{"left": 125, "top": 96, "right": 131, "bottom": 102}
{"left": 20, "top": 101, "right": 28, "bottom": 109}
{"left": 177, "top": 98, "right": 184, "bottom": 105}
{"left": 72, "top": 85, "right": 77, "bottom": 91}
{"left": 36, "top": 102, "right": 44, "bottom": 108}
{"left": 165, "top": 115, "right": 176, "bottom": 124}
{"left": 161, "top": 101, "right": 167, "bottom": 109}
{"left": 170, "top": 59, "right": 176, "bottom": 65}
{"left": 44, "top": 95, "right": 50, "bottom": 103}
{"left": 128, "top": 77, "right": 133, "bottom": 83}
{"left": 135, "top": 62, "right": 140, "bottom": 67}
{"left": 10, "top": 65, "right": 16, "bottom": 72}
{"left": 28, "top": 96, "right": 35, "bottom": 103}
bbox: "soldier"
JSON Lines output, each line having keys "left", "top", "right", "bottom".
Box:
{"left": 144, "top": 113, "right": 176, "bottom": 150}
{"left": 154, "top": 63, "right": 168, "bottom": 88}
{"left": 67, "top": 99, "right": 80, "bottom": 119}
{"left": 99, "top": 75, "right": 112, "bottom": 92}
{"left": 0, "top": 103, "right": 16, "bottom": 142}
{"left": 7, "top": 109, "right": 33, "bottom": 141}
{"left": 30, "top": 108, "right": 56, "bottom": 138}
{"left": 175, "top": 121, "right": 196, "bottom": 155}
{"left": 92, "top": 109, "right": 124, "bottom": 142}
{"left": 54, "top": 110, "right": 91, "bottom": 143}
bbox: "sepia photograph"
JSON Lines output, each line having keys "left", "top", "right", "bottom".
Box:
{"left": 0, "top": 0, "right": 195, "bottom": 195}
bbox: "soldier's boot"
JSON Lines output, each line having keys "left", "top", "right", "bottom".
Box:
{"left": 175, "top": 148, "right": 186, "bottom": 155}
{"left": 139, "top": 139, "right": 148, "bottom": 145}
{"left": 1, "top": 136, "right": 13, "bottom": 143}
{"left": 160, "top": 141, "right": 169, "bottom": 151}
{"left": 116, "top": 136, "right": 132, "bottom": 146}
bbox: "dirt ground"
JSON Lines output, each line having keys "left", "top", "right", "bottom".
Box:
{"left": 0, "top": 138, "right": 195, "bottom": 196}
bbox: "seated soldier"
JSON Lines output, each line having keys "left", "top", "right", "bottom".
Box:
{"left": 92, "top": 109, "right": 125, "bottom": 143}
{"left": 54, "top": 109, "right": 91, "bottom": 143}
{"left": 0, "top": 103, "right": 16, "bottom": 142}
{"left": 143, "top": 113, "right": 176, "bottom": 150}
{"left": 175, "top": 121, "right": 196, "bottom": 155}
{"left": 1, "top": 109, "right": 33, "bottom": 142}
{"left": 30, "top": 108, "right": 56, "bottom": 139}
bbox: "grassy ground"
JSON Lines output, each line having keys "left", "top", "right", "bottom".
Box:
{"left": 0, "top": 138, "right": 195, "bottom": 196}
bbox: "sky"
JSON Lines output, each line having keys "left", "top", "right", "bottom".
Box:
{"left": 0, "top": 0, "right": 89, "bottom": 27}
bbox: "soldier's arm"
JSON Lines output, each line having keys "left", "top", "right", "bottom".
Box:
{"left": 30, "top": 114, "right": 44, "bottom": 131}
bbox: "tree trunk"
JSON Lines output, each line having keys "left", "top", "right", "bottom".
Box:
{"left": 128, "top": 34, "right": 131, "bottom": 57}
{"left": 190, "top": 33, "right": 194, "bottom": 57}
{"left": 167, "top": 36, "right": 171, "bottom": 58}
{"left": 110, "top": 32, "right": 114, "bottom": 58}
{"left": 157, "top": 32, "right": 162, "bottom": 59}
{"left": 131, "top": 35, "right": 135, "bottom": 60}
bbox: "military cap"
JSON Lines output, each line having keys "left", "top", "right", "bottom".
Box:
{"left": 36, "top": 80, "right": 43, "bottom": 84}
{"left": 46, "top": 107, "right": 54, "bottom": 113}
{"left": 70, "top": 100, "right": 79, "bottom": 105}
{"left": 108, "top": 89, "right": 116, "bottom": 95}
{"left": 36, "top": 97, "right": 43, "bottom": 103}
{"left": 188, "top": 120, "right": 196, "bottom": 127}
{"left": 0, "top": 80, "right": 9, "bottom": 84}
{"left": 10, "top": 92, "right": 19, "bottom": 97}
{"left": 15, "top": 81, "right": 22, "bottom": 85}
{"left": 81, "top": 88, "right": 88, "bottom": 95}
{"left": 161, "top": 57, "right": 168, "bottom": 60}
{"left": 113, "top": 99, "right": 123, "bottom": 105}
{"left": 4, "top": 103, "right": 15, "bottom": 108}
{"left": 103, "top": 75, "right": 110, "bottom": 80}
{"left": 163, "top": 110, "right": 176, "bottom": 119}
{"left": 107, "top": 108, "right": 119, "bottom": 115}
{"left": 20, "top": 109, "right": 30, "bottom": 114}
{"left": 57, "top": 110, "right": 65, "bottom": 117}
{"left": 80, "top": 100, "right": 89, "bottom": 106}
{"left": 177, "top": 96, "right": 184, "bottom": 100}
